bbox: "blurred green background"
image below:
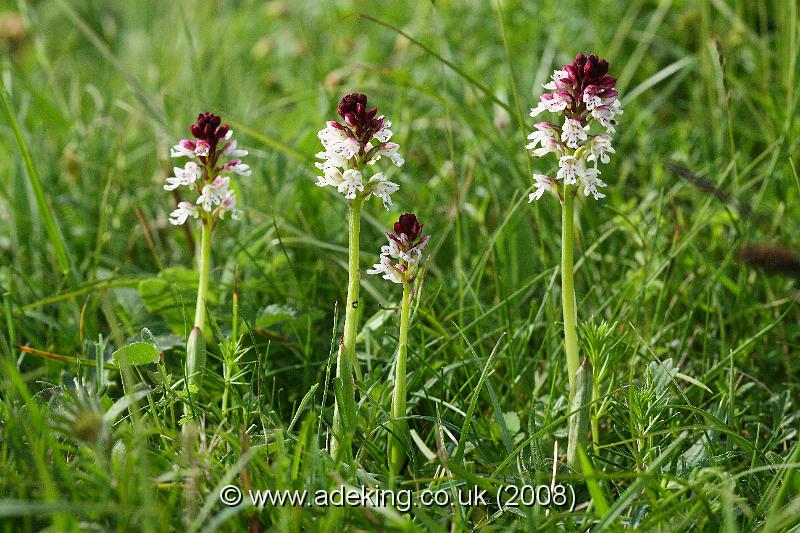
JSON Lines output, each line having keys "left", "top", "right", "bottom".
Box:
{"left": 1, "top": 0, "right": 799, "bottom": 530}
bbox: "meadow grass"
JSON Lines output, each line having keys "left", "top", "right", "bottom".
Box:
{"left": 1, "top": 0, "right": 799, "bottom": 530}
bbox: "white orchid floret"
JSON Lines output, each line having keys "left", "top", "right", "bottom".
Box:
{"left": 374, "top": 117, "right": 393, "bottom": 143}
{"left": 367, "top": 255, "right": 404, "bottom": 284}
{"left": 542, "top": 69, "right": 570, "bottom": 90}
{"left": 170, "top": 140, "right": 196, "bottom": 159}
{"left": 581, "top": 167, "right": 607, "bottom": 200}
{"left": 316, "top": 167, "right": 344, "bottom": 188}
{"left": 398, "top": 233, "right": 430, "bottom": 265}
{"left": 561, "top": 118, "right": 588, "bottom": 149}
{"left": 366, "top": 172, "right": 399, "bottom": 209}
{"left": 372, "top": 142, "right": 404, "bottom": 167}
{"left": 526, "top": 122, "right": 563, "bottom": 158}
{"left": 530, "top": 91, "right": 570, "bottom": 117}
{"left": 338, "top": 137, "right": 362, "bottom": 159}
{"left": 581, "top": 85, "right": 606, "bottom": 111}
{"left": 169, "top": 201, "right": 199, "bottom": 225}
{"left": 218, "top": 190, "right": 242, "bottom": 220}
{"left": 529, "top": 174, "right": 556, "bottom": 202}
{"left": 317, "top": 122, "right": 361, "bottom": 164}
{"left": 164, "top": 162, "right": 202, "bottom": 191}
{"left": 197, "top": 183, "right": 218, "bottom": 212}
{"left": 337, "top": 169, "right": 364, "bottom": 199}
{"left": 587, "top": 135, "right": 615, "bottom": 165}
{"left": 318, "top": 121, "right": 349, "bottom": 145}
{"left": 380, "top": 238, "right": 404, "bottom": 260}
{"left": 556, "top": 155, "right": 584, "bottom": 185}
{"left": 197, "top": 176, "right": 230, "bottom": 212}
{"left": 400, "top": 247, "right": 422, "bottom": 266}
{"left": 221, "top": 159, "right": 251, "bottom": 176}
{"left": 221, "top": 139, "right": 248, "bottom": 158}
{"left": 591, "top": 105, "right": 620, "bottom": 134}
{"left": 194, "top": 140, "right": 210, "bottom": 157}
{"left": 315, "top": 150, "right": 349, "bottom": 171}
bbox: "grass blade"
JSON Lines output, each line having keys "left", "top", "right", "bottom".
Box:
{"left": 452, "top": 332, "right": 506, "bottom": 462}
{"left": 0, "top": 78, "right": 73, "bottom": 276}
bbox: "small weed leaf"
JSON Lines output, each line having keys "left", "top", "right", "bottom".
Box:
{"left": 112, "top": 342, "right": 159, "bottom": 367}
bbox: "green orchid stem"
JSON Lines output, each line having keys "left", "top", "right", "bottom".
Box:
{"left": 194, "top": 220, "right": 213, "bottom": 332}
{"left": 389, "top": 281, "right": 412, "bottom": 475}
{"left": 331, "top": 198, "right": 363, "bottom": 460}
{"left": 561, "top": 192, "right": 580, "bottom": 400}
{"left": 187, "top": 219, "right": 212, "bottom": 391}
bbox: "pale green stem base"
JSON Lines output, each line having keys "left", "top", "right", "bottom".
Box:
{"left": 331, "top": 199, "right": 362, "bottom": 460}
{"left": 187, "top": 220, "right": 212, "bottom": 391}
{"left": 562, "top": 192, "right": 584, "bottom": 470}
{"left": 561, "top": 193, "right": 580, "bottom": 399}
{"left": 388, "top": 282, "right": 412, "bottom": 475}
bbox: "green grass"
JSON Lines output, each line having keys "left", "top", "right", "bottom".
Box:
{"left": 1, "top": 0, "right": 799, "bottom": 530}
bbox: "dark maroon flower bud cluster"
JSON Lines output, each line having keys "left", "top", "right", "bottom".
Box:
{"left": 388, "top": 213, "right": 430, "bottom": 251}
{"left": 565, "top": 54, "right": 612, "bottom": 94}
{"left": 190, "top": 112, "right": 230, "bottom": 151}
{"left": 562, "top": 53, "right": 618, "bottom": 120}
{"left": 530, "top": 52, "right": 622, "bottom": 137}
{"left": 393, "top": 213, "right": 422, "bottom": 242}
{"left": 369, "top": 213, "right": 431, "bottom": 285}
{"left": 337, "top": 93, "right": 385, "bottom": 142}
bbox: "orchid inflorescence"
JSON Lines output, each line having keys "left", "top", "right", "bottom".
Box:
{"left": 367, "top": 213, "right": 429, "bottom": 289}
{"left": 366, "top": 212, "right": 429, "bottom": 474}
{"left": 527, "top": 53, "right": 622, "bottom": 201}
{"left": 316, "top": 93, "right": 403, "bottom": 209}
{"left": 167, "top": 112, "right": 250, "bottom": 225}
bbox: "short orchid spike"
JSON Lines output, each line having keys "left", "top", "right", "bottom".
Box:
{"left": 166, "top": 112, "right": 251, "bottom": 394}
{"left": 368, "top": 213, "right": 430, "bottom": 287}
{"left": 168, "top": 112, "right": 249, "bottom": 224}
{"left": 366, "top": 213, "right": 430, "bottom": 474}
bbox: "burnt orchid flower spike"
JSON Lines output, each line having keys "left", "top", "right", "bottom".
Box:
{"left": 166, "top": 112, "right": 251, "bottom": 392}
{"left": 316, "top": 93, "right": 402, "bottom": 209}
{"left": 320, "top": 93, "right": 405, "bottom": 460}
{"left": 168, "top": 112, "right": 250, "bottom": 224}
{"left": 524, "top": 54, "right": 621, "bottom": 472}
{"left": 368, "top": 213, "right": 429, "bottom": 286}
{"left": 527, "top": 53, "right": 622, "bottom": 202}
{"left": 366, "top": 213, "right": 430, "bottom": 474}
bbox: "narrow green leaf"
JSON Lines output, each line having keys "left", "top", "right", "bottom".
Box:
{"left": 567, "top": 358, "right": 593, "bottom": 471}
{"left": 453, "top": 333, "right": 505, "bottom": 462}
{"left": 287, "top": 383, "right": 319, "bottom": 433}
{"left": 332, "top": 378, "right": 352, "bottom": 434}
{"left": 577, "top": 445, "right": 610, "bottom": 516}
{"left": 0, "top": 78, "right": 72, "bottom": 276}
{"left": 359, "top": 14, "right": 511, "bottom": 113}
{"left": 595, "top": 433, "right": 688, "bottom": 531}
{"left": 54, "top": 0, "right": 168, "bottom": 129}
